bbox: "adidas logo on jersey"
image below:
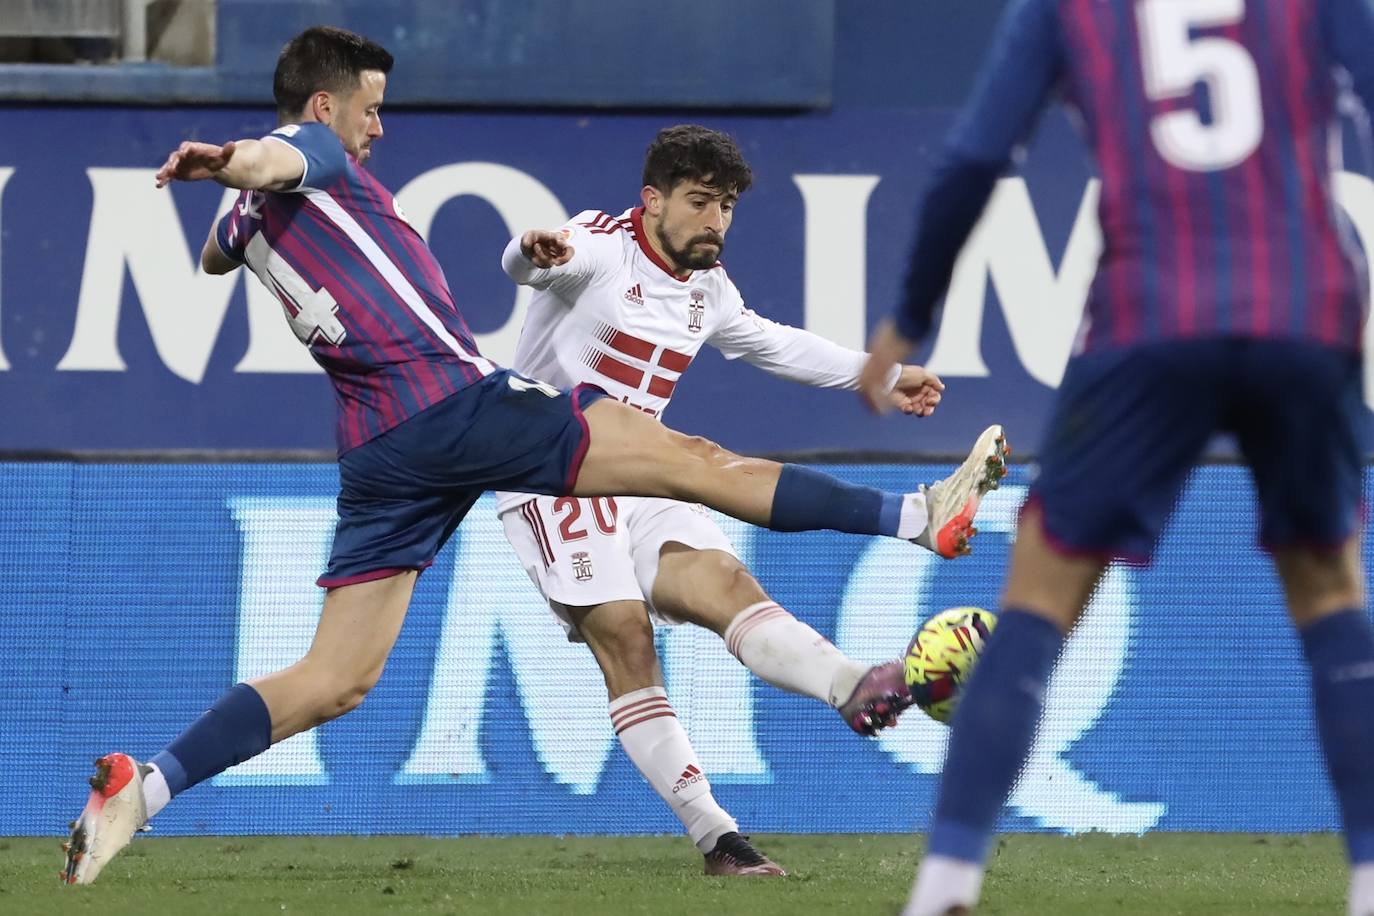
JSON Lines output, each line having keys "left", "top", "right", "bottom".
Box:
{"left": 623, "top": 284, "right": 644, "bottom": 306}
{"left": 671, "top": 764, "right": 704, "bottom": 794}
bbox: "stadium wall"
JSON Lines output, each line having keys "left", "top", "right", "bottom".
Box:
{"left": 0, "top": 0, "right": 998, "bottom": 108}
{"left": 2, "top": 461, "right": 1345, "bottom": 836}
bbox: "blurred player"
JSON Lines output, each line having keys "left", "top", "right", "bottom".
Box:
{"left": 856, "top": 1, "right": 1374, "bottom": 913}
{"left": 63, "top": 27, "right": 1009, "bottom": 885}
{"left": 498, "top": 124, "right": 1007, "bottom": 876}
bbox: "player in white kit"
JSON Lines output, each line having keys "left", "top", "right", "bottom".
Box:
{"left": 496, "top": 125, "right": 1007, "bottom": 876}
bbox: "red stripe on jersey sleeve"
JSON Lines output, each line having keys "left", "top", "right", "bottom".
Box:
{"left": 579, "top": 211, "right": 613, "bottom": 230}
{"left": 579, "top": 211, "right": 623, "bottom": 235}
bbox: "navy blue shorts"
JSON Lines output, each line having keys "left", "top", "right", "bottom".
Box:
{"left": 1030, "top": 338, "right": 1367, "bottom": 562}
{"left": 318, "top": 370, "right": 608, "bottom": 587}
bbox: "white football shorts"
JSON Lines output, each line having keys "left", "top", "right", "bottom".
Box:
{"left": 499, "top": 494, "right": 739, "bottom": 640}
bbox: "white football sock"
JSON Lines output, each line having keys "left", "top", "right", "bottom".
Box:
{"left": 898, "top": 490, "right": 930, "bottom": 541}
{"left": 723, "top": 601, "right": 869, "bottom": 707}
{"left": 1350, "top": 863, "right": 1374, "bottom": 916}
{"left": 904, "top": 855, "right": 984, "bottom": 916}
{"left": 143, "top": 762, "right": 170, "bottom": 819}
{"left": 610, "top": 687, "right": 736, "bottom": 853}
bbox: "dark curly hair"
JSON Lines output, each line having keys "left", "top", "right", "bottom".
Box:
{"left": 274, "top": 26, "right": 394, "bottom": 122}
{"left": 642, "top": 125, "right": 754, "bottom": 197}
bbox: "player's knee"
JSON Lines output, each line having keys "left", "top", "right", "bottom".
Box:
{"left": 681, "top": 433, "right": 728, "bottom": 464}
{"left": 713, "top": 552, "right": 756, "bottom": 593}
{"left": 664, "top": 432, "right": 733, "bottom": 492}
{"left": 331, "top": 676, "right": 377, "bottom": 718}
{"left": 692, "top": 551, "right": 761, "bottom": 610}
{"left": 308, "top": 665, "right": 384, "bottom": 724}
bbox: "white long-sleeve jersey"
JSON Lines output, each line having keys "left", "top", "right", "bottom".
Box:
{"left": 494, "top": 206, "right": 895, "bottom": 513}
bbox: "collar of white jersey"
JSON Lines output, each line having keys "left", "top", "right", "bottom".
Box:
{"left": 630, "top": 207, "right": 693, "bottom": 283}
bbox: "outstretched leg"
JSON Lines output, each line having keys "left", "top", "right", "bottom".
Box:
{"left": 652, "top": 544, "right": 911, "bottom": 734}
{"left": 575, "top": 400, "right": 1007, "bottom": 557}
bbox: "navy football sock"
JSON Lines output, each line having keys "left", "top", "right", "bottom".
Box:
{"left": 150, "top": 683, "right": 273, "bottom": 797}
{"left": 768, "top": 464, "right": 904, "bottom": 536}
{"left": 1300, "top": 609, "right": 1374, "bottom": 863}
{"left": 927, "top": 610, "right": 1065, "bottom": 863}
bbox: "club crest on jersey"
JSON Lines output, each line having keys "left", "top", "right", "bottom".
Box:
{"left": 571, "top": 551, "right": 594, "bottom": 582}
{"left": 623, "top": 284, "right": 644, "bottom": 306}
{"left": 688, "top": 290, "right": 705, "bottom": 333}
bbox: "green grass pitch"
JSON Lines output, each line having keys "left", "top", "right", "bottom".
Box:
{"left": 0, "top": 834, "right": 1347, "bottom": 915}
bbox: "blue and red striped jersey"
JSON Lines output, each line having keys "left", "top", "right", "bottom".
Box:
{"left": 896, "top": 0, "right": 1374, "bottom": 354}
{"left": 215, "top": 122, "right": 496, "bottom": 454}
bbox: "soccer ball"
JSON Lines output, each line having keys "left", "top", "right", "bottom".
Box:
{"left": 903, "top": 607, "right": 997, "bottom": 724}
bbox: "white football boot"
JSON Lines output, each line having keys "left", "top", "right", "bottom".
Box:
{"left": 912, "top": 425, "right": 1010, "bottom": 558}
{"left": 63, "top": 753, "right": 149, "bottom": 885}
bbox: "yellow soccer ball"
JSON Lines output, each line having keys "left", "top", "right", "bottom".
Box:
{"left": 903, "top": 607, "right": 997, "bottom": 724}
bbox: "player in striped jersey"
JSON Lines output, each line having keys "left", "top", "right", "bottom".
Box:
{"left": 854, "top": 2, "right": 1374, "bottom": 914}
{"left": 497, "top": 125, "right": 1008, "bottom": 876}
{"left": 63, "top": 30, "right": 1009, "bottom": 885}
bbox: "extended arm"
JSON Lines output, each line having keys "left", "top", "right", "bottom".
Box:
{"left": 501, "top": 230, "right": 576, "bottom": 285}
{"left": 155, "top": 138, "right": 306, "bottom": 192}
{"left": 501, "top": 213, "right": 619, "bottom": 291}
{"left": 712, "top": 307, "right": 944, "bottom": 416}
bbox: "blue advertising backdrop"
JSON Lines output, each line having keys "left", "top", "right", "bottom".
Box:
{"left": 5, "top": 106, "right": 1374, "bottom": 456}
{"left": 0, "top": 105, "right": 1095, "bottom": 455}
{"left": 1, "top": 462, "right": 1347, "bottom": 837}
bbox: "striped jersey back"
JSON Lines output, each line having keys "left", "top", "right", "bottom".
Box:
{"left": 1052, "top": 0, "right": 1365, "bottom": 351}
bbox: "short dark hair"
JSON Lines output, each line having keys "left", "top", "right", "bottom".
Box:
{"left": 273, "top": 26, "right": 394, "bottom": 122}
{"left": 642, "top": 125, "right": 754, "bottom": 197}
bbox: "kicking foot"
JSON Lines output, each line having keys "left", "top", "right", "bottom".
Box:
{"left": 63, "top": 753, "right": 149, "bottom": 885}
{"left": 913, "top": 425, "right": 1010, "bottom": 558}
{"left": 839, "top": 660, "right": 915, "bottom": 736}
{"left": 703, "top": 832, "right": 786, "bottom": 876}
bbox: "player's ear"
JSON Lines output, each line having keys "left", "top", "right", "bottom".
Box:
{"left": 641, "top": 184, "right": 663, "bottom": 215}
{"left": 309, "top": 91, "right": 333, "bottom": 125}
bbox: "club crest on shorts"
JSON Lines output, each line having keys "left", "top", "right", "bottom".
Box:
{"left": 688, "top": 290, "right": 705, "bottom": 333}
{"left": 571, "top": 551, "right": 594, "bottom": 581}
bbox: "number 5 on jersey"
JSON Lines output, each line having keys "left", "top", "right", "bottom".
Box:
{"left": 1137, "top": 0, "right": 1263, "bottom": 172}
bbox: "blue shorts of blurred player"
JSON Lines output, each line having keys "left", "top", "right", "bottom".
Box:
{"left": 1029, "top": 338, "right": 1367, "bottom": 562}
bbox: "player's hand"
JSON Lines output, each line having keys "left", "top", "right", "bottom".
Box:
{"left": 520, "top": 229, "right": 575, "bottom": 268}
{"left": 860, "top": 319, "right": 917, "bottom": 414}
{"left": 155, "top": 140, "right": 237, "bottom": 187}
{"left": 888, "top": 364, "right": 944, "bottom": 417}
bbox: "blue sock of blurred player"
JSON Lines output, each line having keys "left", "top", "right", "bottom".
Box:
{"left": 769, "top": 464, "right": 916, "bottom": 537}
{"left": 1300, "top": 610, "right": 1374, "bottom": 866}
{"left": 907, "top": 610, "right": 1064, "bottom": 914}
{"left": 143, "top": 683, "right": 273, "bottom": 816}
